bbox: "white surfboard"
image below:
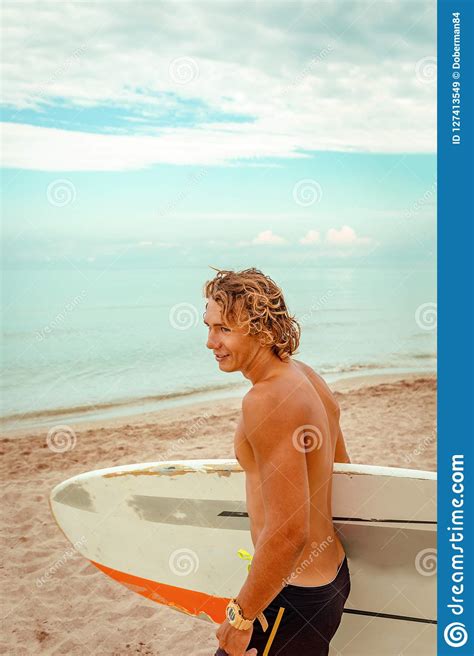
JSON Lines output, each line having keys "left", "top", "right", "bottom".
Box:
{"left": 49, "top": 460, "right": 436, "bottom": 654}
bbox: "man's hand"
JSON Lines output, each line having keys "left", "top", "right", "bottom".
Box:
{"left": 215, "top": 618, "right": 257, "bottom": 656}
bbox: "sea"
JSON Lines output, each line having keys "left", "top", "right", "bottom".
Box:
{"left": 1, "top": 266, "right": 437, "bottom": 432}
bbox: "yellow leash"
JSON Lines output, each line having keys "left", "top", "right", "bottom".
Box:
{"left": 237, "top": 548, "right": 253, "bottom": 572}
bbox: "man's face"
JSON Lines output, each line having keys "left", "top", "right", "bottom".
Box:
{"left": 203, "top": 297, "right": 260, "bottom": 372}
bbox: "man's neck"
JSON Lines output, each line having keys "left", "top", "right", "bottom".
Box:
{"left": 241, "top": 349, "right": 289, "bottom": 385}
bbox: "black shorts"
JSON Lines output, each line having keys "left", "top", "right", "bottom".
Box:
{"left": 215, "top": 555, "right": 351, "bottom": 656}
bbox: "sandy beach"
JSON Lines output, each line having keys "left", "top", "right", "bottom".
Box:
{"left": 0, "top": 371, "right": 436, "bottom": 655}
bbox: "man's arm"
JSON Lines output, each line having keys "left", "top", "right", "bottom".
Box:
{"left": 234, "top": 387, "right": 311, "bottom": 620}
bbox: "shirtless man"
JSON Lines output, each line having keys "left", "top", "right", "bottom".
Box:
{"left": 203, "top": 268, "right": 351, "bottom": 656}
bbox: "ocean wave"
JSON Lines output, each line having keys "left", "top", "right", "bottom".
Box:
{"left": 319, "top": 362, "right": 388, "bottom": 375}
{"left": 1, "top": 361, "right": 434, "bottom": 427}
{"left": 0, "top": 381, "right": 244, "bottom": 423}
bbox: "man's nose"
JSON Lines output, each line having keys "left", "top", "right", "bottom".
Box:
{"left": 206, "top": 331, "right": 221, "bottom": 350}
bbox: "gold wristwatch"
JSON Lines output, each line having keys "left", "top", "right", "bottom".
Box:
{"left": 226, "top": 598, "right": 268, "bottom": 632}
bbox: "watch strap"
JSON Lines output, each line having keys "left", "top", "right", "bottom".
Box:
{"left": 227, "top": 599, "right": 268, "bottom": 633}
{"left": 256, "top": 610, "right": 269, "bottom": 632}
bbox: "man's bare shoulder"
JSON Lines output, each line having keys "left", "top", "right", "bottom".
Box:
{"left": 241, "top": 370, "right": 318, "bottom": 431}
{"left": 292, "top": 359, "right": 340, "bottom": 415}
{"left": 242, "top": 379, "right": 285, "bottom": 409}
{"left": 293, "top": 358, "right": 325, "bottom": 384}
{"left": 242, "top": 376, "right": 299, "bottom": 415}
{"left": 241, "top": 382, "right": 311, "bottom": 457}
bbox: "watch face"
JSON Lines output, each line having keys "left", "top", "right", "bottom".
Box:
{"left": 228, "top": 607, "right": 236, "bottom": 622}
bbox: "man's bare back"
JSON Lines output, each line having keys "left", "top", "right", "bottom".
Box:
{"left": 234, "top": 358, "right": 350, "bottom": 586}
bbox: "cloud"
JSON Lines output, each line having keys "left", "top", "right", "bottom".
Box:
{"left": 1, "top": 122, "right": 305, "bottom": 171}
{"left": 1, "top": 1, "right": 436, "bottom": 171}
{"left": 298, "top": 226, "right": 372, "bottom": 247}
{"left": 299, "top": 229, "right": 321, "bottom": 245}
{"left": 251, "top": 230, "right": 287, "bottom": 245}
{"left": 326, "top": 225, "right": 372, "bottom": 246}
{"left": 236, "top": 230, "right": 287, "bottom": 246}
{"left": 236, "top": 227, "right": 373, "bottom": 249}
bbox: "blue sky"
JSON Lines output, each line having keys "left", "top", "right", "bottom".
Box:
{"left": 1, "top": 0, "right": 437, "bottom": 269}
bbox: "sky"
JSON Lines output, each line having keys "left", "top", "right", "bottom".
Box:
{"left": 1, "top": 0, "right": 437, "bottom": 270}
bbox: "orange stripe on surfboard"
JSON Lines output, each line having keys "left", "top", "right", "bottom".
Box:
{"left": 90, "top": 559, "right": 228, "bottom": 624}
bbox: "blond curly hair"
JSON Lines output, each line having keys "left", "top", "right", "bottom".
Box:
{"left": 203, "top": 267, "right": 300, "bottom": 361}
